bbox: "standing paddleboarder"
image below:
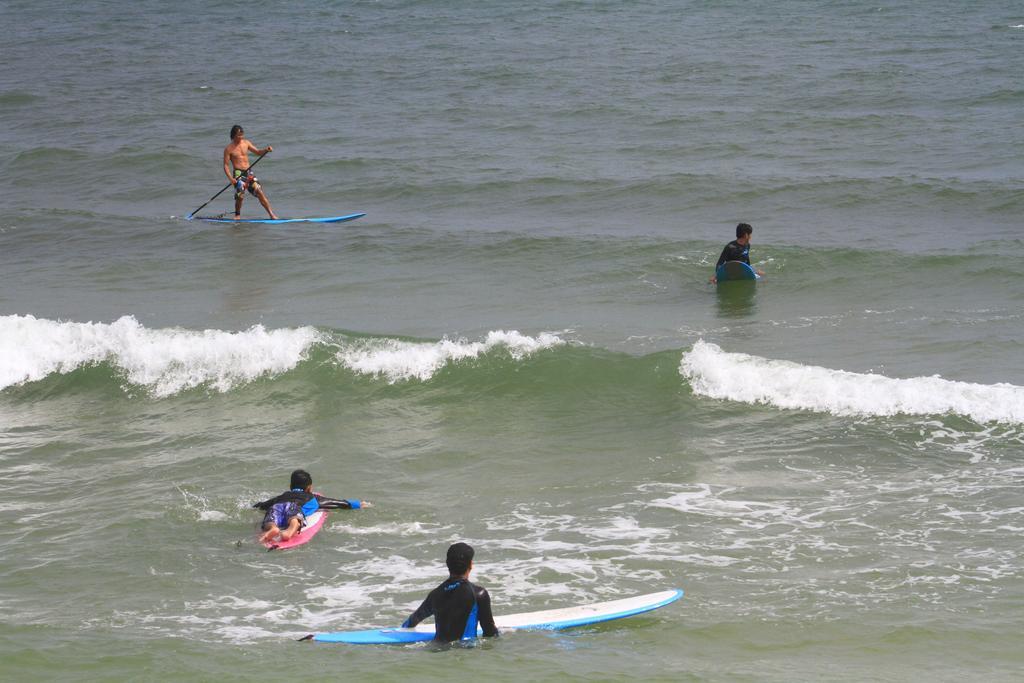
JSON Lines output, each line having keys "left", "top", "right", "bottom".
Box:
{"left": 224, "top": 125, "right": 278, "bottom": 220}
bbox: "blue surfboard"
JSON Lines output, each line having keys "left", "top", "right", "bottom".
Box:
{"left": 188, "top": 213, "right": 365, "bottom": 225}
{"left": 305, "top": 589, "right": 683, "bottom": 644}
{"left": 715, "top": 260, "right": 759, "bottom": 282}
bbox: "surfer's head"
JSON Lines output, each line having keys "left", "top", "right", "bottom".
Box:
{"left": 290, "top": 469, "right": 312, "bottom": 491}
{"left": 736, "top": 223, "right": 753, "bottom": 239}
{"left": 230, "top": 124, "right": 244, "bottom": 140}
{"left": 446, "top": 542, "right": 474, "bottom": 575}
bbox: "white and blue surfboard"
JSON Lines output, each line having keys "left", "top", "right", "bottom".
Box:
{"left": 715, "top": 260, "right": 760, "bottom": 282}
{"left": 305, "top": 588, "right": 683, "bottom": 644}
{"left": 188, "top": 213, "right": 365, "bottom": 225}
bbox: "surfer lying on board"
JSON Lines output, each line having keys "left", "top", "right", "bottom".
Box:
{"left": 253, "top": 469, "right": 370, "bottom": 544}
{"left": 402, "top": 542, "right": 499, "bottom": 643}
{"left": 224, "top": 124, "right": 278, "bottom": 220}
{"left": 710, "top": 223, "right": 765, "bottom": 284}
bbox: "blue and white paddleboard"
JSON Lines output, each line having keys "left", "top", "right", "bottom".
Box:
{"left": 188, "top": 213, "right": 366, "bottom": 225}
{"left": 715, "top": 260, "right": 759, "bottom": 282}
{"left": 305, "top": 588, "right": 683, "bottom": 644}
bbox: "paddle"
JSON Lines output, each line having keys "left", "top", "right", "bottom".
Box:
{"left": 186, "top": 151, "right": 267, "bottom": 219}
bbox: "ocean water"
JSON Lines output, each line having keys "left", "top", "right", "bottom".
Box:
{"left": 2, "top": 1, "right": 1023, "bottom": 680}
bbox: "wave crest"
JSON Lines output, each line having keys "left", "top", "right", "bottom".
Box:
{"left": 0, "top": 314, "right": 321, "bottom": 397}
{"left": 680, "top": 340, "right": 1024, "bottom": 425}
{"left": 337, "top": 330, "right": 565, "bottom": 383}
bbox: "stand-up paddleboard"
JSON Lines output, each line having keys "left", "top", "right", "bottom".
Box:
{"left": 262, "top": 509, "right": 327, "bottom": 551}
{"left": 304, "top": 588, "right": 683, "bottom": 644}
{"left": 715, "top": 260, "right": 759, "bottom": 282}
{"left": 189, "top": 213, "right": 366, "bottom": 225}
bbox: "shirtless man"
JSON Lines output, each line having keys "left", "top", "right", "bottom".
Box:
{"left": 224, "top": 125, "right": 278, "bottom": 219}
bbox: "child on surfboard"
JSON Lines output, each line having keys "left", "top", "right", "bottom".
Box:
{"left": 253, "top": 469, "right": 370, "bottom": 544}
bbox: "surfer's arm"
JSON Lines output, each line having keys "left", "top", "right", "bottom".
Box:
{"left": 248, "top": 140, "right": 272, "bottom": 156}
{"left": 402, "top": 598, "right": 434, "bottom": 628}
{"left": 476, "top": 587, "right": 499, "bottom": 637}
{"left": 223, "top": 148, "right": 234, "bottom": 183}
{"left": 252, "top": 492, "right": 284, "bottom": 511}
{"left": 315, "top": 494, "right": 365, "bottom": 510}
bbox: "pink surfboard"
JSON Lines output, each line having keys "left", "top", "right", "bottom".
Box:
{"left": 262, "top": 509, "right": 328, "bottom": 551}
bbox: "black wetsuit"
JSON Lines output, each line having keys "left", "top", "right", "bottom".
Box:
{"left": 402, "top": 577, "right": 499, "bottom": 642}
{"left": 716, "top": 239, "right": 750, "bottom": 267}
{"left": 252, "top": 491, "right": 360, "bottom": 518}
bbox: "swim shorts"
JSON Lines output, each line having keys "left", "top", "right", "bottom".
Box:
{"left": 262, "top": 502, "right": 304, "bottom": 530}
{"left": 233, "top": 168, "right": 262, "bottom": 199}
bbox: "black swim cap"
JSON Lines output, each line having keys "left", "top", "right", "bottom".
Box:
{"left": 446, "top": 542, "right": 475, "bottom": 574}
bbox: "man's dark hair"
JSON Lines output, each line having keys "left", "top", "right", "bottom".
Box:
{"left": 290, "top": 469, "right": 312, "bottom": 490}
{"left": 736, "top": 223, "right": 753, "bottom": 238}
{"left": 230, "top": 124, "right": 244, "bottom": 139}
{"left": 446, "top": 542, "right": 475, "bottom": 575}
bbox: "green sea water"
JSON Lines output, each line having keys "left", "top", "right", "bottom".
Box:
{"left": 2, "top": 1, "right": 1023, "bottom": 680}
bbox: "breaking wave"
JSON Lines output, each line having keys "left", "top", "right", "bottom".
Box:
{"left": 337, "top": 330, "right": 565, "bottom": 383}
{"left": 680, "top": 340, "right": 1024, "bottom": 425}
{"left": 0, "top": 314, "right": 322, "bottom": 398}
{"left": 0, "top": 314, "right": 565, "bottom": 397}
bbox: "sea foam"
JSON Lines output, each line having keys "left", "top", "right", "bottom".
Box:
{"left": 0, "top": 314, "right": 321, "bottom": 397}
{"left": 337, "top": 330, "right": 565, "bottom": 382}
{"left": 680, "top": 340, "right": 1024, "bottom": 424}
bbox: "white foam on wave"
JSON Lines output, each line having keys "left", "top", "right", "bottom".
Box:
{"left": 680, "top": 340, "right": 1024, "bottom": 424}
{"left": 0, "top": 314, "right": 321, "bottom": 397}
{"left": 646, "top": 482, "right": 818, "bottom": 531}
{"left": 305, "top": 554, "right": 436, "bottom": 623}
{"left": 337, "top": 330, "right": 565, "bottom": 382}
{"left": 581, "top": 515, "right": 673, "bottom": 541}
{"left": 327, "top": 520, "right": 439, "bottom": 537}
